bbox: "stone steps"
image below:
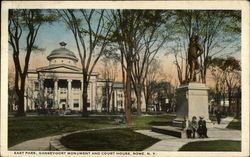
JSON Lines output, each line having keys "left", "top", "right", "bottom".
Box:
{"left": 151, "top": 126, "right": 185, "bottom": 138}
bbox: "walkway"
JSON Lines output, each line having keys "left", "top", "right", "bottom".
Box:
{"left": 135, "top": 117, "right": 241, "bottom": 151}
{"left": 9, "top": 136, "right": 54, "bottom": 151}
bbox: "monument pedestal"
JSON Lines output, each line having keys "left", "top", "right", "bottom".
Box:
{"left": 173, "top": 82, "right": 211, "bottom": 127}
{"left": 151, "top": 82, "right": 212, "bottom": 138}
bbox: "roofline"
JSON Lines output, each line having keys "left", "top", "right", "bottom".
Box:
{"left": 28, "top": 69, "right": 100, "bottom": 76}
{"left": 47, "top": 55, "right": 78, "bottom": 62}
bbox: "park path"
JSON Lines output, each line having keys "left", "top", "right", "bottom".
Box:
{"left": 9, "top": 136, "right": 54, "bottom": 151}
{"left": 136, "top": 117, "right": 241, "bottom": 151}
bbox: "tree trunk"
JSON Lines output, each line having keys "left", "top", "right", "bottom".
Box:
{"left": 125, "top": 61, "right": 132, "bottom": 125}
{"left": 136, "top": 86, "right": 142, "bottom": 116}
{"left": 82, "top": 73, "right": 88, "bottom": 116}
{"left": 107, "top": 81, "right": 110, "bottom": 112}
{"left": 236, "top": 87, "right": 241, "bottom": 118}
{"left": 16, "top": 77, "right": 26, "bottom": 117}
{"left": 145, "top": 92, "right": 149, "bottom": 112}
{"left": 111, "top": 90, "right": 115, "bottom": 113}
{"left": 228, "top": 87, "right": 232, "bottom": 114}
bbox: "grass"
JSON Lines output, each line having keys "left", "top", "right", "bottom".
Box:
{"left": 60, "top": 128, "right": 159, "bottom": 151}
{"left": 8, "top": 116, "right": 116, "bottom": 147}
{"left": 227, "top": 118, "right": 241, "bottom": 130}
{"left": 8, "top": 115, "right": 173, "bottom": 148}
{"left": 179, "top": 140, "right": 241, "bottom": 151}
{"left": 131, "top": 115, "right": 173, "bottom": 130}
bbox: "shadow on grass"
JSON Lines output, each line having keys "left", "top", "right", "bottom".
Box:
{"left": 148, "top": 121, "right": 172, "bottom": 126}
{"left": 179, "top": 140, "right": 241, "bottom": 151}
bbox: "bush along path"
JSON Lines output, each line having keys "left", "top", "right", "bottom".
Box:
{"left": 136, "top": 117, "right": 241, "bottom": 151}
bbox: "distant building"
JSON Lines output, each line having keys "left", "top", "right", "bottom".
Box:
{"left": 24, "top": 43, "right": 146, "bottom": 112}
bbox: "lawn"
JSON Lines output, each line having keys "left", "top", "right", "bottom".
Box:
{"left": 179, "top": 140, "right": 241, "bottom": 151}
{"left": 60, "top": 128, "right": 159, "bottom": 151}
{"left": 227, "top": 118, "right": 241, "bottom": 130}
{"left": 8, "top": 116, "right": 116, "bottom": 147}
{"left": 8, "top": 115, "right": 173, "bottom": 147}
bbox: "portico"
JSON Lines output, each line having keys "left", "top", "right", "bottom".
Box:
{"left": 26, "top": 42, "right": 99, "bottom": 111}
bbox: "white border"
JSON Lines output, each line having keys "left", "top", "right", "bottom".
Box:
{"left": 1, "top": 1, "right": 249, "bottom": 157}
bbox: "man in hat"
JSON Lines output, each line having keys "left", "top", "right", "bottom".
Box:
{"left": 198, "top": 116, "right": 208, "bottom": 138}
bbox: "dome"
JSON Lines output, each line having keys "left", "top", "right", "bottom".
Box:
{"left": 47, "top": 42, "right": 78, "bottom": 62}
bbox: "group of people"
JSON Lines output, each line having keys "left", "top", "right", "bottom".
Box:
{"left": 182, "top": 116, "right": 208, "bottom": 138}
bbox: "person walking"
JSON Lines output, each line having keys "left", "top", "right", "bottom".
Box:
{"left": 191, "top": 116, "right": 198, "bottom": 138}
{"left": 216, "top": 110, "right": 222, "bottom": 124}
{"left": 182, "top": 116, "right": 192, "bottom": 138}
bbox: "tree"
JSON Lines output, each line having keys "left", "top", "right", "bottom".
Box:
{"left": 143, "top": 59, "right": 164, "bottom": 111}
{"left": 100, "top": 57, "right": 118, "bottom": 112}
{"left": 144, "top": 80, "right": 175, "bottom": 112}
{"left": 58, "top": 9, "right": 114, "bottom": 116}
{"left": 8, "top": 9, "right": 57, "bottom": 116}
{"left": 208, "top": 57, "right": 227, "bottom": 112}
{"left": 172, "top": 10, "right": 241, "bottom": 83}
{"left": 110, "top": 10, "right": 171, "bottom": 123}
{"left": 221, "top": 57, "right": 241, "bottom": 114}
{"left": 8, "top": 63, "right": 17, "bottom": 112}
{"left": 208, "top": 57, "right": 241, "bottom": 114}
{"left": 130, "top": 11, "right": 172, "bottom": 116}
{"left": 171, "top": 38, "right": 188, "bottom": 84}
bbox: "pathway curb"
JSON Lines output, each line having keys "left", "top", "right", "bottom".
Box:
{"left": 49, "top": 126, "right": 129, "bottom": 151}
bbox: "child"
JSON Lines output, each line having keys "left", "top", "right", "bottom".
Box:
{"left": 182, "top": 116, "right": 192, "bottom": 138}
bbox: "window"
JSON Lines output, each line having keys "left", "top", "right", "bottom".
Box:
{"left": 61, "top": 60, "right": 63, "bottom": 63}
{"left": 73, "top": 99, "right": 79, "bottom": 108}
{"left": 60, "top": 99, "right": 66, "bottom": 102}
{"left": 74, "top": 103, "right": 79, "bottom": 108}
{"left": 117, "top": 100, "right": 123, "bottom": 106}
{"left": 87, "top": 99, "right": 90, "bottom": 107}
{"left": 35, "top": 82, "right": 39, "bottom": 91}
{"left": 47, "top": 88, "right": 53, "bottom": 94}
{"left": 60, "top": 88, "right": 67, "bottom": 94}
{"left": 47, "top": 99, "right": 53, "bottom": 108}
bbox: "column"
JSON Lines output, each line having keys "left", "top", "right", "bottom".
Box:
{"left": 80, "top": 80, "right": 83, "bottom": 111}
{"left": 40, "top": 79, "right": 44, "bottom": 108}
{"left": 122, "top": 91, "right": 125, "bottom": 110}
{"left": 67, "top": 79, "right": 72, "bottom": 110}
{"left": 92, "top": 81, "right": 97, "bottom": 111}
{"left": 54, "top": 79, "right": 58, "bottom": 109}
{"left": 45, "top": 85, "right": 48, "bottom": 108}
{"left": 114, "top": 90, "right": 117, "bottom": 109}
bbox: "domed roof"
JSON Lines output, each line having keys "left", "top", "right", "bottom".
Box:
{"left": 47, "top": 42, "right": 78, "bottom": 62}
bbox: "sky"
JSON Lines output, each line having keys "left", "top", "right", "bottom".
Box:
{"left": 8, "top": 9, "right": 241, "bottom": 88}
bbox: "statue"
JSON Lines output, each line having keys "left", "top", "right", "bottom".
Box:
{"left": 188, "top": 35, "right": 203, "bottom": 82}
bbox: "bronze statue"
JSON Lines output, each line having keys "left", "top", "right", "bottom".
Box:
{"left": 188, "top": 35, "right": 203, "bottom": 82}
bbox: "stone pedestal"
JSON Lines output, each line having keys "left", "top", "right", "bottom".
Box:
{"left": 173, "top": 82, "right": 210, "bottom": 127}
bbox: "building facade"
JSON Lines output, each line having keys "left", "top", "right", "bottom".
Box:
{"left": 24, "top": 43, "right": 146, "bottom": 112}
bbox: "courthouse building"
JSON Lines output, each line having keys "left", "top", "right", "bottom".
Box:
{"left": 24, "top": 42, "right": 146, "bottom": 112}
